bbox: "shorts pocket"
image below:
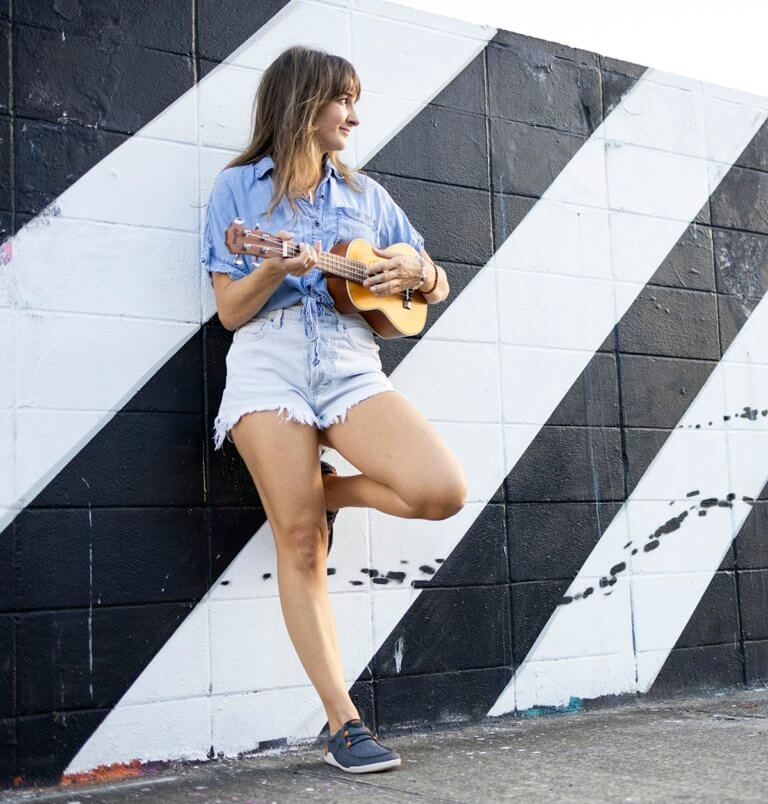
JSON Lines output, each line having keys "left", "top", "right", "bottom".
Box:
{"left": 343, "top": 318, "right": 378, "bottom": 353}
{"left": 235, "top": 316, "right": 271, "bottom": 341}
{"left": 335, "top": 206, "right": 377, "bottom": 246}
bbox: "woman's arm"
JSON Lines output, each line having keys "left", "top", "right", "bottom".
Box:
{"left": 211, "top": 259, "right": 287, "bottom": 331}
{"left": 210, "top": 229, "right": 321, "bottom": 331}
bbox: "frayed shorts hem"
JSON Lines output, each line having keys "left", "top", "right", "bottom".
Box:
{"left": 212, "top": 382, "right": 398, "bottom": 451}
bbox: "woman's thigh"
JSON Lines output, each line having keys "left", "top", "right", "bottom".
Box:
{"left": 319, "top": 389, "right": 467, "bottom": 514}
{"left": 230, "top": 410, "right": 325, "bottom": 542}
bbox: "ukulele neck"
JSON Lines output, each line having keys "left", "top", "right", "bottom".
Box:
{"left": 280, "top": 241, "right": 364, "bottom": 283}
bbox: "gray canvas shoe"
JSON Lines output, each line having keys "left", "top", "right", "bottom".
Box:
{"left": 320, "top": 459, "right": 337, "bottom": 556}
{"left": 323, "top": 718, "right": 401, "bottom": 773}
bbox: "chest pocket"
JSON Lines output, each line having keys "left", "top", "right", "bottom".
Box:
{"left": 335, "top": 206, "right": 378, "bottom": 246}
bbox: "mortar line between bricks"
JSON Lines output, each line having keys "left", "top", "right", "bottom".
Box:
{"left": 7, "top": 0, "right": 19, "bottom": 783}
{"left": 713, "top": 222, "right": 752, "bottom": 688}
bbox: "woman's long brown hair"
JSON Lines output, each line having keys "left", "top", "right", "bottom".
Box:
{"left": 224, "top": 45, "right": 365, "bottom": 219}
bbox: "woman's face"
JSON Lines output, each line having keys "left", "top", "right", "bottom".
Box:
{"left": 315, "top": 89, "right": 360, "bottom": 154}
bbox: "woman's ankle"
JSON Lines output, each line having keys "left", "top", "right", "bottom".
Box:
{"left": 327, "top": 708, "right": 361, "bottom": 735}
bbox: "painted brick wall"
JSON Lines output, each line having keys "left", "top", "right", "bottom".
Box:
{"left": 2, "top": 0, "right": 768, "bottom": 791}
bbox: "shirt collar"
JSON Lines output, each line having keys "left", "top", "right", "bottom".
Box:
{"left": 253, "top": 154, "right": 275, "bottom": 179}
{"left": 252, "top": 153, "right": 343, "bottom": 181}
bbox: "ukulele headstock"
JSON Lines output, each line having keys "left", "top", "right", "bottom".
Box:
{"left": 224, "top": 220, "right": 289, "bottom": 261}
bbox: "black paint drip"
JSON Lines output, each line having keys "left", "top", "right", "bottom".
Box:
{"left": 556, "top": 399, "right": 767, "bottom": 606}
{"left": 557, "top": 491, "right": 753, "bottom": 606}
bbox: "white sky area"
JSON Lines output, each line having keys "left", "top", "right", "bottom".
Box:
{"left": 397, "top": 0, "right": 768, "bottom": 100}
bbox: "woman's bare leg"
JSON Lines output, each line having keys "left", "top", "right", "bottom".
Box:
{"left": 319, "top": 390, "right": 468, "bottom": 520}
{"left": 230, "top": 411, "right": 359, "bottom": 735}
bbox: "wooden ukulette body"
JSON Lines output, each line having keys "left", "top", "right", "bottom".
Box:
{"left": 225, "top": 220, "right": 428, "bottom": 339}
{"left": 325, "top": 238, "right": 427, "bottom": 338}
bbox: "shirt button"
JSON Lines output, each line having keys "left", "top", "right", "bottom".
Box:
{"left": 314, "top": 221, "right": 320, "bottom": 227}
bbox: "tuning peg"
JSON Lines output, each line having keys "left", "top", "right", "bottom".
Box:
{"left": 233, "top": 217, "right": 244, "bottom": 225}
{"left": 234, "top": 255, "right": 244, "bottom": 265}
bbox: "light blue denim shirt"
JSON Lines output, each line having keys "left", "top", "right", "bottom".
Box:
{"left": 201, "top": 153, "right": 425, "bottom": 364}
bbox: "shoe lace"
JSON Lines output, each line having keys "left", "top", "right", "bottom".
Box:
{"left": 344, "top": 724, "right": 382, "bottom": 749}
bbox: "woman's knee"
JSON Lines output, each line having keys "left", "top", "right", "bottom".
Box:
{"left": 274, "top": 520, "right": 328, "bottom": 570}
{"left": 408, "top": 475, "right": 468, "bottom": 520}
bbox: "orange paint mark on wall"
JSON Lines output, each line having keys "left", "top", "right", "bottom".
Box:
{"left": 60, "top": 758, "right": 144, "bottom": 786}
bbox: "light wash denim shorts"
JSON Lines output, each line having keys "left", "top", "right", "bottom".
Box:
{"left": 212, "top": 296, "right": 398, "bottom": 450}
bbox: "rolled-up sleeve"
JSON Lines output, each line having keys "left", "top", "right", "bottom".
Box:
{"left": 375, "top": 183, "right": 425, "bottom": 252}
{"left": 201, "top": 170, "right": 249, "bottom": 280}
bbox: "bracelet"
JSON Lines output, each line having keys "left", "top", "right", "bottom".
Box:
{"left": 422, "top": 259, "right": 439, "bottom": 295}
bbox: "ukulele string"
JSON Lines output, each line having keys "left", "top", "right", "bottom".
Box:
{"left": 251, "top": 235, "right": 367, "bottom": 282}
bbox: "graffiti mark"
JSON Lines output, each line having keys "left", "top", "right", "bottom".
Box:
{"left": 0, "top": 241, "right": 11, "bottom": 266}
{"left": 21, "top": 201, "right": 62, "bottom": 231}
{"left": 393, "top": 636, "right": 405, "bottom": 673}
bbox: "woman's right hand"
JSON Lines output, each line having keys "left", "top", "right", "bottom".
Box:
{"left": 268, "top": 230, "right": 322, "bottom": 277}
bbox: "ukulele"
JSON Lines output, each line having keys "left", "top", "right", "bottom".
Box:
{"left": 224, "top": 220, "right": 428, "bottom": 338}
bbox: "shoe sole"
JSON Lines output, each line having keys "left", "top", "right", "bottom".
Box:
{"left": 324, "top": 752, "right": 401, "bottom": 773}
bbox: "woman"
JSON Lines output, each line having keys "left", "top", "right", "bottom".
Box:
{"left": 202, "top": 45, "right": 468, "bottom": 774}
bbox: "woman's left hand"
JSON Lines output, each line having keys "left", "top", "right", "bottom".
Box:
{"left": 363, "top": 246, "right": 422, "bottom": 295}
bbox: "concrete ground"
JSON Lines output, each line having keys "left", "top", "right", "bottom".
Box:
{"left": 4, "top": 688, "right": 768, "bottom": 803}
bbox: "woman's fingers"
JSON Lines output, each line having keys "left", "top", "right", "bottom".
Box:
{"left": 275, "top": 238, "right": 323, "bottom": 276}
{"left": 297, "top": 243, "right": 311, "bottom": 271}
